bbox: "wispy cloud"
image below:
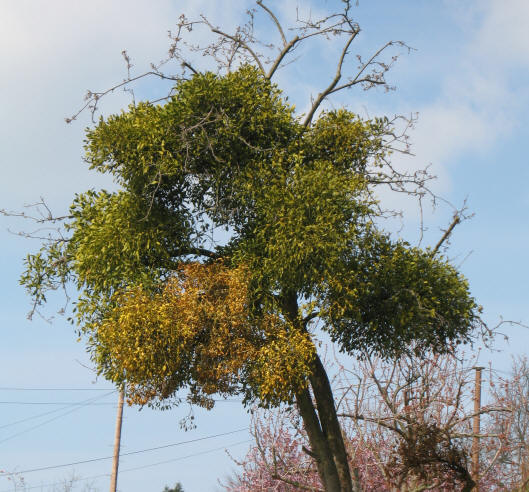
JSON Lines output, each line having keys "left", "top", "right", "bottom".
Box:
{"left": 0, "top": 1, "right": 245, "bottom": 206}
{"left": 356, "top": 0, "right": 529, "bottom": 228}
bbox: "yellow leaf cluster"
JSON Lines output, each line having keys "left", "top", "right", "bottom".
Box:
{"left": 94, "top": 261, "right": 315, "bottom": 407}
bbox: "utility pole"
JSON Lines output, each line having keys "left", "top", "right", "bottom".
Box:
{"left": 472, "top": 367, "right": 483, "bottom": 491}
{"left": 110, "top": 388, "right": 125, "bottom": 492}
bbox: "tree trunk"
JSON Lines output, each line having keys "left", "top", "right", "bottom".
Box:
{"left": 284, "top": 290, "right": 353, "bottom": 492}
{"left": 297, "top": 388, "right": 343, "bottom": 492}
{"left": 310, "top": 354, "right": 354, "bottom": 492}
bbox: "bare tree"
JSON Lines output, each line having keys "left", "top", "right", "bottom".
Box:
{"left": 224, "top": 350, "right": 513, "bottom": 491}
{"left": 0, "top": 471, "right": 98, "bottom": 492}
{"left": 484, "top": 357, "right": 529, "bottom": 490}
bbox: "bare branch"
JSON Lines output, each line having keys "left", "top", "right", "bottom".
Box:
{"left": 256, "top": 0, "right": 287, "bottom": 46}
{"left": 266, "top": 35, "right": 300, "bottom": 79}
{"left": 202, "top": 16, "right": 266, "bottom": 75}
{"left": 0, "top": 200, "right": 72, "bottom": 225}
{"left": 271, "top": 473, "right": 324, "bottom": 492}
{"left": 303, "top": 31, "right": 359, "bottom": 127}
{"left": 66, "top": 71, "right": 182, "bottom": 124}
{"left": 432, "top": 214, "right": 461, "bottom": 255}
{"left": 181, "top": 61, "right": 198, "bottom": 75}
{"left": 329, "top": 41, "right": 404, "bottom": 95}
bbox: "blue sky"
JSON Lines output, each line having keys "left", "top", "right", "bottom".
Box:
{"left": 1, "top": 1, "right": 528, "bottom": 491}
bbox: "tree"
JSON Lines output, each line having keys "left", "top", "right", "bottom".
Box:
{"left": 0, "top": 471, "right": 98, "bottom": 492}
{"left": 14, "top": 3, "right": 483, "bottom": 491}
{"left": 223, "top": 351, "right": 512, "bottom": 492}
{"left": 162, "top": 483, "right": 184, "bottom": 492}
{"left": 484, "top": 357, "right": 529, "bottom": 490}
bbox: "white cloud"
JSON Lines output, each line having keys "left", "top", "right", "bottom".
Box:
{"left": 0, "top": 1, "right": 247, "bottom": 207}
{"left": 374, "top": 0, "right": 529, "bottom": 225}
{"left": 435, "top": 0, "right": 529, "bottom": 144}
{"left": 471, "top": 0, "right": 529, "bottom": 66}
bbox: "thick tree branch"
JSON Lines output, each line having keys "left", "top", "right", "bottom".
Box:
{"left": 302, "top": 311, "right": 320, "bottom": 327}
{"left": 303, "top": 31, "right": 358, "bottom": 127}
{"left": 432, "top": 213, "right": 461, "bottom": 255}
{"left": 256, "top": 0, "right": 287, "bottom": 46}
{"left": 176, "top": 247, "right": 220, "bottom": 259}
{"left": 181, "top": 61, "right": 198, "bottom": 75}
{"left": 266, "top": 35, "right": 300, "bottom": 79}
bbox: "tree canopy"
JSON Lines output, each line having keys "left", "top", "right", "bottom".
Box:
{"left": 163, "top": 483, "right": 184, "bottom": 492}
{"left": 22, "top": 66, "right": 477, "bottom": 410}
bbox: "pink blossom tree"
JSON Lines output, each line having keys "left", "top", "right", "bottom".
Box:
{"left": 223, "top": 350, "right": 515, "bottom": 491}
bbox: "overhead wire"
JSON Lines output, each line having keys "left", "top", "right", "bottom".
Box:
{"left": 119, "top": 438, "right": 252, "bottom": 472}
{"left": 0, "top": 387, "right": 114, "bottom": 391}
{"left": 1, "top": 365, "right": 516, "bottom": 483}
{"left": 0, "top": 391, "right": 116, "bottom": 445}
{"left": 0, "top": 439, "right": 252, "bottom": 492}
{"left": 11, "top": 427, "right": 249, "bottom": 475}
{"left": 0, "top": 390, "right": 137, "bottom": 430}
{"left": 0, "top": 398, "right": 241, "bottom": 405}
{"left": 0, "top": 401, "right": 117, "bottom": 405}
{"left": 0, "top": 404, "right": 99, "bottom": 431}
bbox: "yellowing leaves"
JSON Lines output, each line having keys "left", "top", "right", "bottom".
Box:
{"left": 94, "top": 261, "right": 315, "bottom": 407}
{"left": 252, "top": 328, "right": 315, "bottom": 405}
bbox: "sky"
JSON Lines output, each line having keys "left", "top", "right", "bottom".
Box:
{"left": 1, "top": 1, "right": 528, "bottom": 491}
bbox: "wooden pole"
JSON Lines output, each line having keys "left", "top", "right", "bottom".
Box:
{"left": 472, "top": 367, "right": 483, "bottom": 491}
{"left": 110, "top": 388, "right": 125, "bottom": 492}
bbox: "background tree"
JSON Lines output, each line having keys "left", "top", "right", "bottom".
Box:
{"left": 484, "top": 357, "right": 529, "bottom": 490}
{"left": 0, "top": 471, "right": 98, "bottom": 492}
{"left": 162, "top": 483, "right": 184, "bottom": 492}
{"left": 13, "top": 3, "right": 484, "bottom": 491}
{"left": 223, "top": 351, "right": 513, "bottom": 492}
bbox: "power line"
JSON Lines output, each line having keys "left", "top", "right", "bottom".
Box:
{"left": 1, "top": 405, "right": 97, "bottom": 431}
{"left": 0, "top": 391, "right": 116, "bottom": 445}
{"left": 119, "top": 438, "right": 252, "bottom": 473}
{"left": 0, "top": 387, "right": 114, "bottom": 391}
{"left": 12, "top": 427, "right": 249, "bottom": 475}
{"left": 0, "top": 439, "right": 252, "bottom": 492}
{"left": 0, "top": 401, "right": 116, "bottom": 405}
{"left": 0, "top": 392, "right": 117, "bottom": 430}
{"left": 0, "top": 398, "right": 241, "bottom": 405}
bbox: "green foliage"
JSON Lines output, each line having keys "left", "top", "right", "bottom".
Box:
{"left": 20, "top": 65, "right": 479, "bottom": 408}
{"left": 69, "top": 190, "right": 192, "bottom": 292}
{"left": 84, "top": 66, "right": 296, "bottom": 227}
{"left": 322, "top": 235, "right": 476, "bottom": 357}
{"left": 162, "top": 483, "right": 184, "bottom": 492}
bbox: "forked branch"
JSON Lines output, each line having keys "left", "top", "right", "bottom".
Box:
{"left": 303, "top": 38, "right": 408, "bottom": 127}
{"left": 201, "top": 15, "right": 266, "bottom": 75}
{"left": 303, "top": 31, "right": 359, "bottom": 127}
{"left": 65, "top": 1, "right": 409, "bottom": 128}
